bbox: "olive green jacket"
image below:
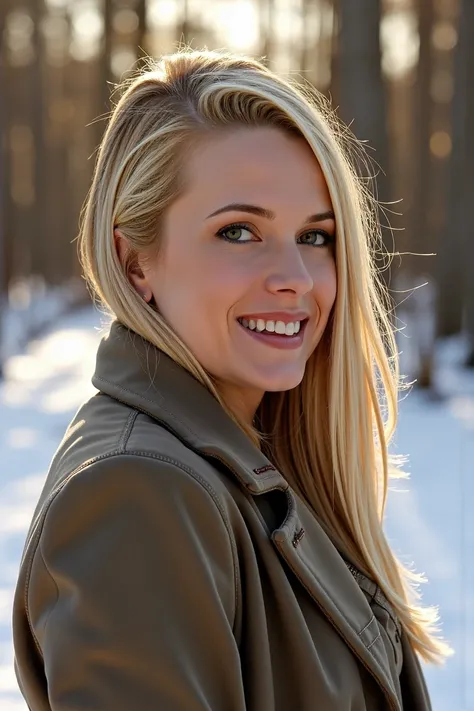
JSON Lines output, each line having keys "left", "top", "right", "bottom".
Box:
{"left": 13, "top": 320, "right": 432, "bottom": 711}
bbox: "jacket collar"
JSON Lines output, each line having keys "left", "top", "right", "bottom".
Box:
{"left": 92, "top": 320, "right": 403, "bottom": 711}
{"left": 92, "top": 320, "right": 287, "bottom": 495}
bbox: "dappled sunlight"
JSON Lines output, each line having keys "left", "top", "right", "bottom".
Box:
{"left": 1, "top": 318, "right": 103, "bottom": 416}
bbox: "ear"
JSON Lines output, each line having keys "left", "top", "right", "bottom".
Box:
{"left": 114, "top": 228, "right": 153, "bottom": 302}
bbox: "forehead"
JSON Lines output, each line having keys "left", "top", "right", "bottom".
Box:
{"left": 179, "top": 126, "right": 332, "bottom": 216}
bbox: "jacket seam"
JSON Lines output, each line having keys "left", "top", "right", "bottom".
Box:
{"left": 274, "top": 541, "right": 398, "bottom": 711}
{"left": 94, "top": 374, "right": 207, "bottom": 444}
{"left": 94, "top": 377, "right": 279, "bottom": 485}
{"left": 366, "top": 630, "right": 382, "bottom": 650}
{"left": 119, "top": 410, "right": 139, "bottom": 451}
{"left": 25, "top": 449, "right": 240, "bottom": 659}
{"left": 119, "top": 448, "right": 241, "bottom": 630}
{"left": 345, "top": 563, "right": 402, "bottom": 638}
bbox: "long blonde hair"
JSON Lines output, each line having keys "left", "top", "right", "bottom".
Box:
{"left": 79, "top": 46, "right": 452, "bottom": 664}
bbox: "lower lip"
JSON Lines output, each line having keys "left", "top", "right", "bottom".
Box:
{"left": 237, "top": 320, "right": 307, "bottom": 350}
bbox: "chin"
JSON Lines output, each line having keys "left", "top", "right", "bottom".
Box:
{"left": 252, "top": 365, "right": 306, "bottom": 394}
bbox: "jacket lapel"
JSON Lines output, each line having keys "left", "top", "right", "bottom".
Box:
{"left": 271, "top": 492, "right": 402, "bottom": 710}
{"left": 93, "top": 321, "right": 402, "bottom": 711}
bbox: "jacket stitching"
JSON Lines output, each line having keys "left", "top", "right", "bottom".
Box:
{"left": 366, "top": 630, "right": 382, "bottom": 650}
{"left": 94, "top": 377, "right": 279, "bottom": 484}
{"left": 297, "top": 554, "right": 384, "bottom": 655}
{"left": 118, "top": 410, "right": 138, "bottom": 452}
{"left": 24, "top": 449, "right": 241, "bottom": 658}
{"left": 345, "top": 563, "right": 402, "bottom": 638}
{"left": 94, "top": 374, "right": 209, "bottom": 443}
{"left": 274, "top": 541, "right": 398, "bottom": 711}
{"left": 358, "top": 614, "right": 377, "bottom": 637}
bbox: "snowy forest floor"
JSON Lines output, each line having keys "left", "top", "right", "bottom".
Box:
{"left": 1, "top": 305, "right": 473, "bottom": 711}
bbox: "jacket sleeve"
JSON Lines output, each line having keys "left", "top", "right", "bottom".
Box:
{"left": 27, "top": 453, "right": 246, "bottom": 711}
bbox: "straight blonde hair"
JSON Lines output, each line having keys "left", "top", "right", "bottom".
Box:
{"left": 79, "top": 47, "right": 452, "bottom": 664}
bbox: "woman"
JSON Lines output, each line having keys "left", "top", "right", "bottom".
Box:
{"left": 12, "top": 48, "right": 451, "bottom": 710}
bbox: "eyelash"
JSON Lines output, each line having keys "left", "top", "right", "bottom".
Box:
{"left": 215, "top": 221, "right": 335, "bottom": 247}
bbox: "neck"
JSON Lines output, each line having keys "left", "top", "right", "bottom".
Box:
{"left": 214, "top": 381, "right": 264, "bottom": 429}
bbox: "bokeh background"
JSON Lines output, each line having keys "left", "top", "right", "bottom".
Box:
{"left": 0, "top": 1, "right": 473, "bottom": 710}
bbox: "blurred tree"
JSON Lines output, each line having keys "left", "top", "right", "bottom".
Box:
{"left": 0, "top": 0, "right": 11, "bottom": 302}
{"left": 333, "top": 0, "right": 391, "bottom": 285}
{"left": 177, "top": 0, "right": 190, "bottom": 46}
{"left": 0, "top": 0, "right": 12, "bottom": 376}
{"left": 259, "top": 0, "right": 275, "bottom": 64}
{"left": 100, "top": 0, "right": 114, "bottom": 143}
{"left": 137, "top": 0, "right": 148, "bottom": 58}
{"left": 409, "top": 0, "right": 435, "bottom": 279}
{"left": 410, "top": 0, "right": 436, "bottom": 388}
{"left": 459, "top": 0, "right": 474, "bottom": 364}
{"left": 30, "top": 0, "right": 49, "bottom": 280}
{"left": 437, "top": 0, "right": 473, "bottom": 346}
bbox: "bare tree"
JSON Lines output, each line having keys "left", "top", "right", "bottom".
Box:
{"left": 0, "top": 0, "right": 12, "bottom": 377}
{"left": 459, "top": 0, "right": 474, "bottom": 364}
{"left": 334, "top": 0, "right": 391, "bottom": 283}
{"left": 436, "top": 0, "right": 473, "bottom": 343}
{"left": 176, "top": 0, "right": 190, "bottom": 47}
{"left": 259, "top": 0, "right": 276, "bottom": 64}
{"left": 97, "top": 0, "right": 113, "bottom": 149}
{"left": 29, "top": 0, "right": 49, "bottom": 280}
{"left": 407, "top": 0, "right": 436, "bottom": 387}
{"left": 409, "top": 0, "right": 435, "bottom": 279}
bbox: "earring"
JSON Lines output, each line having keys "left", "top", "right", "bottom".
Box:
{"left": 141, "top": 292, "right": 149, "bottom": 302}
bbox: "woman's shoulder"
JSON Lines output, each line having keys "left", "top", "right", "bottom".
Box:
{"left": 28, "top": 391, "right": 243, "bottom": 542}
{"left": 17, "top": 392, "right": 246, "bottom": 605}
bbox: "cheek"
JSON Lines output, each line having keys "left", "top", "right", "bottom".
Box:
{"left": 311, "top": 258, "right": 337, "bottom": 313}
{"left": 149, "top": 251, "right": 255, "bottom": 332}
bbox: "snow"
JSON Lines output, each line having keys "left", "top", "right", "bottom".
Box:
{"left": 0, "top": 305, "right": 473, "bottom": 711}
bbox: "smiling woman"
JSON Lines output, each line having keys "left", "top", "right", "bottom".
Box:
{"left": 113, "top": 125, "right": 338, "bottom": 422}
{"left": 12, "top": 46, "right": 452, "bottom": 711}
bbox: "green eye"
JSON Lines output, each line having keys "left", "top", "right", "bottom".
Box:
{"left": 225, "top": 227, "right": 248, "bottom": 241}
{"left": 216, "top": 223, "right": 256, "bottom": 243}
{"left": 297, "top": 231, "right": 333, "bottom": 247}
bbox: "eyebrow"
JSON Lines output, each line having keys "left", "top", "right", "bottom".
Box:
{"left": 205, "top": 202, "right": 335, "bottom": 225}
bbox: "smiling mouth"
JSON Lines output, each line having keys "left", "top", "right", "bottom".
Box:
{"left": 237, "top": 316, "right": 308, "bottom": 337}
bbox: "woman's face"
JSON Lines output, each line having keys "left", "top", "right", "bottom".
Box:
{"left": 135, "top": 126, "right": 337, "bottom": 421}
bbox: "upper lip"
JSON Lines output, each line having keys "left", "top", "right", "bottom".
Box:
{"left": 238, "top": 311, "right": 310, "bottom": 325}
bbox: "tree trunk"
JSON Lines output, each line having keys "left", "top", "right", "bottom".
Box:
{"left": 0, "top": 0, "right": 12, "bottom": 377}
{"left": 335, "top": 0, "right": 391, "bottom": 285}
{"left": 136, "top": 0, "right": 148, "bottom": 59}
{"left": 408, "top": 0, "right": 435, "bottom": 279}
{"left": 98, "top": 0, "right": 113, "bottom": 149}
{"left": 436, "top": 0, "right": 472, "bottom": 340}
{"left": 177, "top": 0, "right": 190, "bottom": 47}
{"left": 30, "top": 0, "right": 49, "bottom": 282}
{"left": 460, "top": 0, "right": 474, "bottom": 364}
{"left": 259, "top": 0, "right": 275, "bottom": 65}
{"left": 406, "top": 0, "right": 436, "bottom": 388}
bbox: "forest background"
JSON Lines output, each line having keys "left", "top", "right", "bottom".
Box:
{"left": 1, "top": 0, "right": 473, "bottom": 387}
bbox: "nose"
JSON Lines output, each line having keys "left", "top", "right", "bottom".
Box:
{"left": 264, "top": 245, "right": 314, "bottom": 296}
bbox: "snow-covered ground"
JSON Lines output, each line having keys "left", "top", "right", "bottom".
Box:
{"left": 0, "top": 305, "right": 473, "bottom": 711}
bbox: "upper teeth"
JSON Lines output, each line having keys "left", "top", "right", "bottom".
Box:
{"left": 240, "top": 318, "right": 302, "bottom": 335}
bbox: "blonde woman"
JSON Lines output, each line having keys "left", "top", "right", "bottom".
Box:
{"left": 13, "top": 48, "right": 451, "bottom": 711}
